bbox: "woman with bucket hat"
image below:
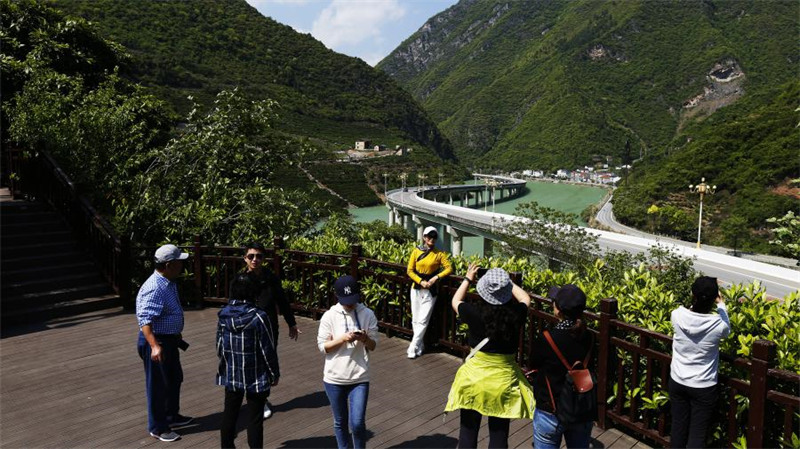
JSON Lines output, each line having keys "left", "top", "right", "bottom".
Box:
{"left": 445, "top": 263, "right": 534, "bottom": 448}
{"left": 406, "top": 225, "right": 452, "bottom": 359}
{"left": 317, "top": 275, "right": 379, "bottom": 449}
{"left": 529, "top": 284, "right": 595, "bottom": 449}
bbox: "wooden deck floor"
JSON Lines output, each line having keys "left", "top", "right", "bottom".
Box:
{"left": 0, "top": 307, "right": 652, "bottom": 448}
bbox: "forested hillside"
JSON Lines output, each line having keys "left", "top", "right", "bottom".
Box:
{"left": 379, "top": 0, "right": 798, "bottom": 253}
{"left": 48, "top": 0, "right": 455, "bottom": 161}
{"left": 379, "top": 0, "right": 797, "bottom": 170}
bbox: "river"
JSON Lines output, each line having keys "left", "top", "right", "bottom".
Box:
{"left": 349, "top": 180, "right": 608, "bottom": 257}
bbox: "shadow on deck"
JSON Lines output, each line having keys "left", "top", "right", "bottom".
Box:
{"left": 0, "top": 308, "right": 651, "bottom": 448}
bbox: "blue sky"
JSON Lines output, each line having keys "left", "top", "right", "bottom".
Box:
{"left": 245, "top": 0, "right": 459, "bottom": 66}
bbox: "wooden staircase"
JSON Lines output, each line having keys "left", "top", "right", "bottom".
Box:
{"left": 1, "top": 188, "right": 121, "bottom": 326}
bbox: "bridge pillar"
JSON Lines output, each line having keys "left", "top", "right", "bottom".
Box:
{"left": 447, "top": 226, "right": 464, "bottom": 257}
{"left": 399, "top": 212, "right": 411, "bottom": 233}
{"left": 499, "top": 188, "right": 505, "bottom": 200}
{"left": 412, "top": 214, "right": 424, "bottom": 241}
{"left": 483, "top": 238, "right": 493, "bottom": 257}
{"left": 449, "top": 194, "right": 453, "bottom": 205}
{"left": 388, "top": 206, "right": 396, "bottom": 226}
{"left": 439, "top": 225, "right": 452, "bottom": 253}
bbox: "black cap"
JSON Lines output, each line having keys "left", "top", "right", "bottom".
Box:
{"left": 548, "top": 284, "right": 587, "bottom": 319}
{"left": 334, "top": 275, "right": 360, "bottom": 305}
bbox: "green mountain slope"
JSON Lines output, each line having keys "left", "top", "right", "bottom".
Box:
{"left": 48, "top": 0, "right": 455, "bottom": 161}
{"left": 378, "top": 0, "right": 797, "bottom": 170}
{"left": 613, "top": 81, "right": 800, "bottom": 254}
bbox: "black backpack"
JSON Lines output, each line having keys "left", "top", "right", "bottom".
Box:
{"left": 543, "top": 330, "right": 599, "bottom": 424}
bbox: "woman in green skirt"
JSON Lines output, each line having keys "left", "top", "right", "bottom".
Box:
{"left": 445, "top": 263, "right": 534, "bottom": 448}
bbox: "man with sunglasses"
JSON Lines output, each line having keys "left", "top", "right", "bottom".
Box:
{"left": 243, "top": 242, "right": 299, "bottom": 419}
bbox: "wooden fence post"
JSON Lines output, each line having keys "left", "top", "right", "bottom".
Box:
{"left": 350, "top": 244, "right": 362, "bottom": 278}
{"left": 272, "top": 237, "right": 285, "bottom": 279}
{"left": 747, "top": 339, "right": 776, "bottom": 448}
{"left": 193, "top": 235, "right": 204, "bottom": 309}
{"left": 119, "top": 235, "right": 133, "bottom": 310}
{"left": 596, "top": 297, "right": 618, "bottom": 429}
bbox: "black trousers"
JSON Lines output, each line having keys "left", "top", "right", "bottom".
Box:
{"left": 458, "top": 409, "right": 510, "bottom": 449}
{"left": 221, "top": 389, "right": 269, "bottom": 449}
{"left": 669, "top": 378, "right": 718, "bottom": 448}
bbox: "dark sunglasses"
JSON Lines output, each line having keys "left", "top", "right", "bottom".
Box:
{"left": 246, "top": 253, "right": 265, "bottom": 260}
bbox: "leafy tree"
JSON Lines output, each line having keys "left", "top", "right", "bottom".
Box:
{"left": 498, "top": 201, "right": 600, "bottom": 270}
{"left": 9, "top": 69, "right": 171, "bottom": 193}
{"left": 1, "top": 0, "right": 128, "bottom": 135}
{"left": 126, "top": 89, "right": 323, "bottom": 245}
{"left": 357, "top": 220, "right": 414, "bottom": 245}
{"left": 720, "top": 215, "right": 749, "bottom": 256}
{"left": 767, "top": 210, "right": 800, "bottom": 265}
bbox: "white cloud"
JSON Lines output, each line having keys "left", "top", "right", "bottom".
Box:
{"left": 311, "top": 0, "right": 406, "bottom": 50}
{"left": 249, "top": 0, "right": 311, "bottom": 4}
{"left": 361, "top": 50, "right": 387, "bottom": 66}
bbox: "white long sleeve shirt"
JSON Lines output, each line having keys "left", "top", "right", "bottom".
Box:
{"left": 670, "top": 302, "right": 731, "bottom": 388}
{"left": 317, "top": 303, "right": 379, "bottom": 385}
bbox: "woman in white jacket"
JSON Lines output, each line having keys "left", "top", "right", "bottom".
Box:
{"left": 317, "top": 275, "right": 379, "bottom": 449}
{"left": 669, "top": 276, "right": 731, "bottom": 448}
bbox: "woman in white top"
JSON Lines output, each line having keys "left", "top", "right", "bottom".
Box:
{"left": 669, "top": 276, "right": 730, "bottom": 448}
{"left": 317, "top": 275, "right": 379, "bottom": 449}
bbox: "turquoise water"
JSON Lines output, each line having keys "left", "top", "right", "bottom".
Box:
{"left": 349, "top": 180, "right": 608, "bottom": 257}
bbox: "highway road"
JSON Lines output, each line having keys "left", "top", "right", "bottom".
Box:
{"left": 389, "top": 187, "right": 799, "bottom": 298}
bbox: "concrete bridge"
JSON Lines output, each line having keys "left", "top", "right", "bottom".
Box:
{"left": 386, "top": 175, "right": 526, "bottom": 256}
{"left": 386, "top": 175, "right": 800, "bottom": 297}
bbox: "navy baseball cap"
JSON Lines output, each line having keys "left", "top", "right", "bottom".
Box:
{"left": 548, "top": 284, "right": 587, "bottom": 319}
{"left": 334, "top": 275, "right": 361, "bottom": 305}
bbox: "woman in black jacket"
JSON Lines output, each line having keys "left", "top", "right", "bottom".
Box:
{"left": 529, "top": 285, "right": 594, "bottom": 449}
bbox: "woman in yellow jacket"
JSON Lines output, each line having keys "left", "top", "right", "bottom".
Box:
{"left": 406, "top": 226, "right": 452, "bottom": 359}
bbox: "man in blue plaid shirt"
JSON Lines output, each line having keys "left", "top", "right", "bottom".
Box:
{"left": 136, "top": 244, "right": 193, "bottom": 442}
{"left": 216, "top": 272, "right": 280, "bottom": 448}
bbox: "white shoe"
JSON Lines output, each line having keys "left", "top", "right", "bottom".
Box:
{"left": 263, "top": 402, "right": 273, "bottom": 419}
{"left": 150, "top": 431, "right": 180, "bottom": 442}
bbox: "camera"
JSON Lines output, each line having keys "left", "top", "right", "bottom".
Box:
{"left": 476, "top": 267, "right": 489, "bottom": 278}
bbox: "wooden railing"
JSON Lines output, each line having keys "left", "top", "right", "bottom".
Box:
{"left": 7, "top": 148, "right": 132, "bottom": 306}
{"left": 133, "top": 237, "right": 799, "bottom": 448}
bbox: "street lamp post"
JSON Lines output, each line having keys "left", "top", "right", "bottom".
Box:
{"left": 438, "top": 172, "right": 444, "bottom": 187}
{"left": 486, "top": 179, "right": 499, "bottom": 230}
{"left": 689, "top": 177, "right": 716, "bottom": 249}
{"left": 383, "top": 173, "right": 388, "bottom": 195}
{"left": 417, "top": 173, "right": 427, "bottom": 191}
{"left": 483, "top": 179, "right": 489, "bottom": 211}
{"left": 399, "top": 172, "right": 408, "bottom": 206}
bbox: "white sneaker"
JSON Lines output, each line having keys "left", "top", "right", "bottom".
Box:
{"left": 263, "top": 402, "right": 273, "bottom": 419}
{"left": 150, "top": 431, "right": 181, "bottom": 442}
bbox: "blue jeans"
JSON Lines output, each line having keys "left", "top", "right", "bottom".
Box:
{"left": 137, "top": 332, "right": 183, "bottom": 434}
{"left": 532, "top": 409, "right": 593, "bottom": 449}
{"left": 323, "top": 381, "right": 369, "bottom": 449}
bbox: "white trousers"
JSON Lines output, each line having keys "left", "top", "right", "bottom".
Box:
{"left": 408, "top": 287, "right": 436, "bottom": 356}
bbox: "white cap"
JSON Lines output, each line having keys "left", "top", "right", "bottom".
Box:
{"left": 154, "top": 244, "right": 189, "bottom": 263}
{"left": 423, "top": 226, "right": 438, "bottom": 237}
